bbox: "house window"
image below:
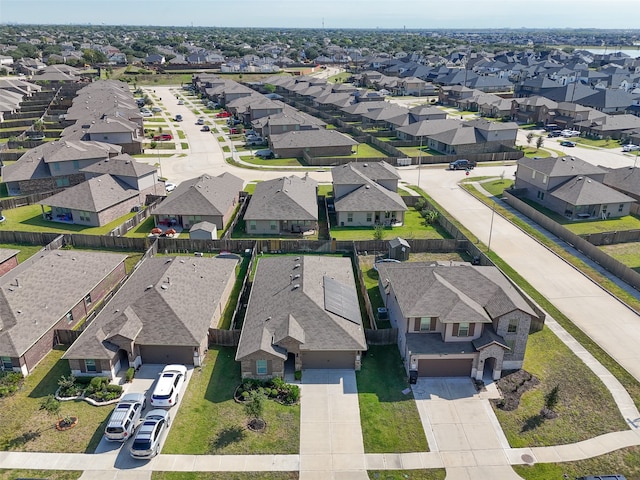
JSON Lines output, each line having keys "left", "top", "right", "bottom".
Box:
{"left": 531, "top": 170, "right": 535, "bottom": 179}
{"left": 537, "top": 191, "right": 544, "bottom": 200}
{"left": 1, "top": 356, "right": 12, "bottom": 370}
{"left": 256, "top": 360, "right": 267, "bottom": 375}
{"left": 366, "top": 213, "right": 372, "bottom": 223}
{"left": 72, "top": 160, "right": 80, "bottom": 169}
{"left": 347, "top": 212, "right": 353, "bottom": 223}
{"left": 85, "top": 359, "right": 96, "bottom": 372}
{"left": 55, "top": 177, "right": 70, "bottom": 187}
{"left": 507, "top": 319, "right": 518, "bottom": 333}
{"left": 53, "top": 162, "right": 60, "bottom": 171}
{"left": 66, "top": 311, "right": 73, "bottom": 324}
{"left": 85, "top": 294, "right": 92, "bottom": 306}
{"left": 270, "top": 220, "right": 277, "bottom": 231}
{"left": 249, "top": 220, "right": 256, "bottom": 230}
{"left": 542, "top": 175, "right": 547, "bottom": 184}
{"left": 457, "top": 322, "right": 470, "bottom": 337}
{"left": 384, "top": 211, "right": 391, "bottom": 219}
{"left": 619, "top": 204, "right": 624, "bottom": 213}
{"left": 188, "top": 215, "right": 202, "bottom": 223}
{"left": 79, "top": 211, "right": 91, "bottom": 222}
{"left": 419, "top": 317, "right": 435, "bottom": 332}
{"left": 504, "top": 339, "right": 515, "bottom": 352}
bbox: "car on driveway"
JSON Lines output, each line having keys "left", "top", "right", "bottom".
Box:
{"left": 153, "top": 134, "right": 173, "bottom": 141}
{"left": 560, "top": 140, "right": 576, "bottom": 147}
{"left": 547, "top": 130, "right": 562, "bottom": 138}
{"left": 150, "top": 364, "right": 187, "bottom": 408}
{"left": 622, "top": 144, "right": 640, "bottom": 152}
{"left": 201, "top": 125, "right": 210, "bottom": 132}
{"left": 151, "top": 107, "right": 162, "bottom": 113}
{"left": 197, "top": 117, "right": 205, "bottom": 125}
{"left": 229, "top": 127, "right": 242, "bottom": 135}
{"left": 177, "top": 100, "right": 184, "bottom": 105}
{"left": 165, "top": 182, "right": 176, "bottom": 193}
{"left": 255, "top": 149, "right": 274, "bottom": 159}
{"left": 129, "top": 409, "right": 171, "bottom": 460}
{"left": 216, "top": 111, "right": 231, "bottom": 118}
{"left": 561, "top": 129, "right": 580, "bottom": 137}
{"left": 104, "top": 392, "right": 146, "bottom": 442}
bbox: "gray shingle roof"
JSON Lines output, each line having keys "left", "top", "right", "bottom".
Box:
{"left": 236, "top": 256, "right": 367, "bottom": 361}
{"left": 376, "top": 263, "right": 537, "bottom": 322}
{"left": 331, "top": 161, "right": 399, "bottom": 185}
{"left": 550, "top": 176, "right": 635, "bottom": 205}
{"left": 518, "top": 155, "right": 606, "bottom": 178}
{"left": 80, "top": 154, "right": 157, "bottom": 178}
{"left": 334, "top": 180, "right": 407, "bottom": 213}
{"left": 64, "top": 256, "right": 238, "bottom": 360}
{"left": 38, "top": 174, "right": 139, "bottom": 213}
{"left": 604, "top": 166, "right": 640, "bottom": 197}
{"left": 153, "top": 172, "right": 243, "bottom": 217}
{"left": 0, "top": 250, "right": 127, "bottom": 358}
{"left": 0, "top": 249, "right": 19, "bottom": 265}
{"left": 244, "top": 175, "right": 318, "bottom": 221}
{"left": 270, "top": 129, "right": 357, "bottom": 150}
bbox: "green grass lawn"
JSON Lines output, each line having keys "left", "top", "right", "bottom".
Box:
{"left": 318, "top": 185, "right": 333, "bottom": 197}
{"left": 219, "top": 255, "right": 250, "bottom": 329}
{"left": 124, "top": 215, "right": 155, "bottom": 238}
{"left": 493, "top": 317, "right": 628, "bottom": 448}
{"left": 348, "top": 143, "right": 389, "bottom": 159}
{"left": 152, "top": 474, "right": 298, "bottom": 480}
{"left": 357, "top": 346, "right": 429, "bottom": 453}
{"left": 177, "top": 130, "right": 186, "bottom": 139}
{"left": 367, "top": 471, "right": 445, "bottom": 480}
{"left": 0, "top": 346, "right": 114, "bottom": 453}
{"left": 573, "top": 137, "right": 622, "bottom": 149}
{"left": 239, "top": 155, "right": 305, "bottom": 167}
{"left": 0, "top": 242, "right": 44, "bottom": 262}
{"left": 478, "top": 178, "right": 514, "bottom": 197}
{"left": 181, "top": 142, "right": 189, "bottom": 149}
{"left": 397, "top": 146, "right": 439, "bottom": 158}
{"left": 328, "top": 72, "right": 352, "bottom": 83}
{"left": 163, "top": 346, "right": 300, "bottom": 455}
{"left": 330, "top": 209, "right": 450, "bottom": 241}
{"left": 0, "top": 471, "right": 82, "bottom": 480}
{"left": 132, "top": 153, "right": 175, "bottom": 158}
{"left": 599, "top": 241, "right": 640, "bottom": 272}
{"left": 514, "top": 446, "right": 640, "bottom": 480}
{"left": 0, "top": 204, "right": 137, "bottom": 235}
{"left": 521, "top": 147, "right": 551, "bottom": 158}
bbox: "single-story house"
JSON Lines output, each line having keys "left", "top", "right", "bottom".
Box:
{"left": 153, "top": 173, "right": 244, "bottom": 231}
{"left": 63, "top": 256, "right": 238, "bottom": 378}
{"left": 376, "top": 262, "right": 542, "bottom": 380}
{"left": 269, "top": 129, "right": 358, "bottom": 158}
{"left": 236, "top": 255, "right": 367, "bottom": 378}
{"left": 0, "top": 250, "right": 127, "bottom": 375}
{"left": 243, "top": 175, "right": 318, "bottom": 235}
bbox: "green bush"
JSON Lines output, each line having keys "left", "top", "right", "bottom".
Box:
{"left": 125, "top": 367, "right": 135, "bottom": 383}
{"left": 107, "top": 384, "right": 123, "bottom": 394}
{"left": 294, "top": 370, "right": 302, "bottom": 381}
{"left": 0, "top": 371, "right": 23, "bottom": 398}
{"left": 75, "top": 376, "right": 92, "bottom": 386}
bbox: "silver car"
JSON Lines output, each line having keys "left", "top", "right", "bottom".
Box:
{"left": 129, "top": 409, "right": 171, "bottom": 459}
{"left": 104, "top": 392, "right": 146, "bottom": 442}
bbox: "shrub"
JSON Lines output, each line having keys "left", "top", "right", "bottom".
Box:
{"left": 269, "top": 388, "right": 278, "bottom": 398}
{"left": 86, "top": 376, "right": 108, "bottom": 394}
{"left": 294, "top": 370, "right": 302, "bottom": 381}
{"left": 271, "top": 377, "right": 285, "bottom": 390}
{"left": 75, "top": 376, "right": 92, "bottom": 386}
{"left": 106, "top": 384, "right": 123, "bottom": 394}
{"left": 57, "top": 374, "right": 81, "bottom": 397}
{"left": 0, "top": 371, "right": 23, "bottom": 398}
{"left": 241, "top": 391, "right": 250, "bottom": 400}
{"left": 414, "top": 198, "right": 426, "bottom": 211}
{"left": 125, "top": 367, "right": 135, "bottom": 383}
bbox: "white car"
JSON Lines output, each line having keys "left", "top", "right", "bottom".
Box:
{"left": 165, "top": 182, "right": 176, "bottom": 193}
{"left": 150, "top": 365, "right": 187, "bottom": 408}
{"left": 622, "top": 144, "right": 640, "bottom": 152}
{"left": 151, "top": 107, "right": 162, "bottom": 113}
{"left": 561, "top": 129, "right": 580, "bottom": 137}
{"left": 129, "top": 409, "right": 171, "bottom": 459}
{"left": 140, "top": 111, "right": 153, "bottom": 118}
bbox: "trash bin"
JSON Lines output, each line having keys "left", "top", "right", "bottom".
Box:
{"left": 409, "top": 370, "right": 418, "bottom": 385}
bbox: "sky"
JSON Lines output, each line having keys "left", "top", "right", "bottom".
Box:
{"left": 2, "top": 0, "right": 640, "bottom": 30}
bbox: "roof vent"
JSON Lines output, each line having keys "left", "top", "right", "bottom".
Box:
{"left": 365, "top": 185, "right": 370, "bottom": 189}
{"left": 292, "top": 284, "right": 300, "bottom": 290}
{"left": 161, "top": 284, "right": 168, "bottom": 290}
{"left": 293, "top": 274, "right": 300, "bottom": 280}
{"left": 293, "top": 263, "right": 300, "bottom": 269}
{"left": 145, "top": 284, "right": 154, "bottom": 291}
{"left": 363, "top": 163, "right": 368, "bottom": 167}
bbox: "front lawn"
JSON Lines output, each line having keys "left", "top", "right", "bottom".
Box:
{"left": 0, "top": 204, "right": 137, "bottom": 235}
{"left": 367, "top": 471, "right": 445, "bottom": 480}
{"left": 330, "top": 209, "right": 450, "bottom": 241}
{"left": 478, "top": 178, "right": 514, "bottom": 197}
{"left": 239, "top": 155, "right": 305, "bottom": 167}
{"left": 357, "top": 346, "right": 428, "bottom": 453}
{"left": 0, "top": 471, "right": 81, "bottom": 480}
{"left": 162, "top": 346, "right": 300, "bottom": 455}
{"left": 0, "top": 346, "right": 114, "bottom": 453}
{"left": 492, "top": 326, "right": 628, "bottom": 448}
{"left": 573, "top": 137, "right": 622, "bottom": 149}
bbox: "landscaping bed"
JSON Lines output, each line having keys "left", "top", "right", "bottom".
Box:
{"left": 492, "top": 370, "right": 539, "bottom": 411}
{"left": 234, "top": 377, "right": 300, "bottom": 406}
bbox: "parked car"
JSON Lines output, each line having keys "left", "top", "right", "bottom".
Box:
{"left": 153, "top": 134, "right": 173, "bottom": 141}
{"left": 197, "top": 117, "right": 205, "bottom": 125}
{"left": 246, "top": 136, "right": 265, "bottom": 146}
{"left": 141, "top": 111, "right": 153, "bottom": 118}
{"left": 201, "top": 125, "right": 210, "bottom": 132}
{"left": 129, "top": 409, "right": 171, "bottom": 459}
{"left": 207, "top": 101, "right": 220, "bottom": 109}
{"left": 151, "top": 107, "right": 162, "bottom": 113}
{"left": 177, "top": 100, "right": 184, "bottom": 105}
{"left": 165, "top": 182, "right": 176, "bottom": 192}
{"left": 449, "top": 159, "right": 475, "bottom": 170}
{"left": 560, "top": 140, "right": 576, "bottom": 147}
{"left": 104, "top": 393, "right": 146, "bottom": 442}
{"left": 561, "top": 129, "right": 580, "bottom": 137}
{"left": 547, "top": 130, "right": 562, "bottom": 138}
{"left": 229, "top": 127, "right": 242, "bottom": 135}
{"left": 216, "top": 111, "right": 231, "bottom": 118}
{"left": 543, "top": 124, "right": 560, "bottom": 132}
{"left": 255, "top": 149, "right": 274, "bottom": 159}
{"left": 622, "top": 144, "right": 640, "bottom": 152}
{"left": 175, "top": 114, "right": 183, "bottom": 122}
{"left": 150, "top": 364, "right": 187, "bottom": 408}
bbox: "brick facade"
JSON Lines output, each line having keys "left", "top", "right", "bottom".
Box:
{"left": 0, "top": 255, "right": 19, "bottom": 277}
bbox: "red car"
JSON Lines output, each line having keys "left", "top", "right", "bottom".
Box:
{"left": 153, "top": 133, "right": 172, "bottom": 141}
{"left": 229, "top": 127, "right": 243, "bottom": 134}
{"left": 216, "top": 111, "right": 231, "bottom": 118}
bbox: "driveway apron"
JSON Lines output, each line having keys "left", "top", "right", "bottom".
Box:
{"left": 299, "top": 369, "right": 369, "bottom": 480}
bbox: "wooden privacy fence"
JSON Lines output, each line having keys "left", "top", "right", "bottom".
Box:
{"left": 365, "top": 328, "right": 398, "bottom": 345}
{"left": 208, "top": 329, "right": 241, "bottom": 346}
{"left": 54, "top": 329, "right": 82, "bottom": 345}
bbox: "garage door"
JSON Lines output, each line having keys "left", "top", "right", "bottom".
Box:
{"left": 418, "top": 358, "right": 472, "bottom": 377}
{"left": 302, "top": 351, "right": 355, "bottom": 369}
{"left": 139, "top": 345, "right": 194, "bottom": 365}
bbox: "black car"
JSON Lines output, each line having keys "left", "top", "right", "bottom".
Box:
{"left": 560, "top": 141, "right": 576, "bottom": 147}
{"left": 548, "top": 130, "right": 562, "bottom": 137}
{"left": 200, "top": 125, "right": 210, "bottom": 132}
{"left": 449, "top": 159, "right": 475, "bottom": 170}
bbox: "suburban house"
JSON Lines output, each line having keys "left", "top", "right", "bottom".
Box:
{"left": 243, "top": 175, "right": 318, "bottom": 235}
{"left": 85, "top": 115, "right": 144, "bottom": 155}
{"left": 153, "top": 173, "right": 244, "bottom": 232}
{"left": 236, "top": 255, "right": 367, "bottom": 378}
{"left": 376, "top": 262, "right": 542, "bottom": 380}
{"left": 0, "top": 250, "right": 127, "bottom": 376}
{"left": 37, "top": 174, "right": 142, "bottom": 227}
{"left": 2, "top": 140, "right": 121, "bottom": 196}
{"left": 80, "top": 153, "right": 162, "bottom": 198}
{"left": 332, "top": 161, "right": 408, "bottom": 226}
{"left": 63, "top": 256, "right": 238, "bottom": 378}
{"left": 0, "top": 248, "right": 20, "bottom": 277}
{"left": 514, "top": 156, "right": 636, "bottom": 219}
{"left": 268, "top": 129, "right": 358, "bottom": 158}
{"left": 603, "top": 166, "right": 640, "bottom": 202}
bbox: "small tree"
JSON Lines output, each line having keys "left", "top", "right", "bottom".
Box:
{"left": 40, "top": 394, "right": 61, "bottom": 421}
{"left": 244, "top": 390, "right": 265, "bottom": 431}
{"left": 373, "top": 223, "right": 385, "bottom": 241}
{"left": 541, "top": 384, "right": 560, "bottom": 419}
{"left": 526, "top": 132, "right": 534, "bottom": 146}
{"left": 536, "top": 136, "right": 544, "bottom": 151}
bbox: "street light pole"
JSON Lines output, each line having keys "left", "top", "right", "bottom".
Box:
{"left": 487, "top": 200, "right": 496, "bottom": 254}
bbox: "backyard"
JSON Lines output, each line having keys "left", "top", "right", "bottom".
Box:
{"left": 599, "top": 241, "right": 640, "bottom": 272}
{"left": 162, "top": 346, "right": 300, "bottom": 455}
{"left": 0, "top": 347, "right": 114, "bottom": 453}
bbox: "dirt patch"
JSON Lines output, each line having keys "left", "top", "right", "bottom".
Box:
{"left": 492, "top": 370, "right": 539, "bottom": 411}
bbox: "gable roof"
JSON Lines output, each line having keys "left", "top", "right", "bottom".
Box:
{"left": 244, "top": 175, "right": 318, "bottom": 222}
{"left": 63, "top": 256, "right": 238, "bottom": 360}
{"left": 517, "top": 155, "right": 606, "bottom": 178}
{"left": 331, "top": 161, "right": 400, "bottom": 185}
{"left": 236, "top": 256, "right": 367, "bottom": 361}
{"left": 334, "top": 180, "right": 407, "bottom": 213}
{"left": 270, "top": 129, "right": 357, "bottom": 150}
{"left": 153, "top": 172, "right": 243, "bottom": 216}
{"left": 0, "top": 250, "right": 127, "bottom": 358}
{"left": 550, "top": 175, "right": 635, "bottom": 206}
{"left": 80, "top": 154, "right": 157, "bottom": 178}
{"left": 376, "top": 263, "right": 538, "bottom": 323}
{"left": 603, "top": 166, "right": 640, "bottom": 198}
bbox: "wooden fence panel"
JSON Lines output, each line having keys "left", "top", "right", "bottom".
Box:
{"left": 208, "top": 329, "right": 242, "bottom": 346}
{"left": 365, "top": 328, "right": 398, "bottom": 345}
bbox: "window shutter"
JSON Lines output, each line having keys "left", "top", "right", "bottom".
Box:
{"left": 469, "top": 323, "right": 475, "bottom": 336}
{"left": 430, "top": 318, "right": 436, "bottom": 331}
{"left": 452, "top": 324, "right": 459, "bottom": 336}
{"left": 414, "top": 318, "right": 420, "bottom": 332}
